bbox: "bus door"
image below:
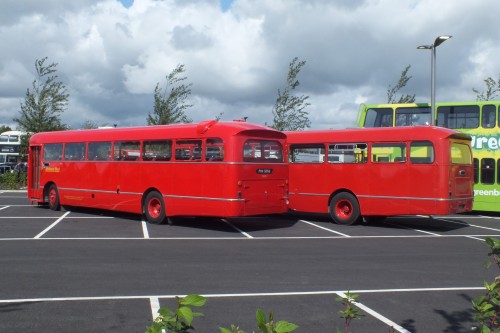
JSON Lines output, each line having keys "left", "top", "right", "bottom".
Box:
{"left": 29, "top": 145, "right": 42, "bottom": 198}
{"left": 449, "top": 140, "right": 474, "bottom": 199}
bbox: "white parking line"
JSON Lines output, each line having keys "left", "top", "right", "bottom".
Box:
{"left": 466, "top": 236, "right": 487, "bottom": 242}
{"left": 222, "top": 219, "right": 253, "bottom": 238}
{"left": 384, "top": 220, "right": 443, "bottom": 236}
{"left": 299, "top": 220, "right": 351, "bottom": 237}
{"left": 0, "top": 206, "right": 10, "bottom": 211}
{"left": 437, "top": 217, "right": 500, "bottom": 233}
{"left": 336, "top": 291, "right": 411, "bottom": 333}
{"left": 150, "top": 297, "right": 160, "bottom": 319}
{"left": 34, "top": 211, "right": 71, "bottom": 239}
{"left": 142, "top": 220, "right": 150, "bottom": 239}
{"left": 0, "top": 286, "right": 486, "bottom": 304}
{"left": 413, "top": 229, "right": 442, "bottom": 236}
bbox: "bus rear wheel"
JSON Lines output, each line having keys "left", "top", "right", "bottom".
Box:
{"left": 143, "top": 191, "right": 166, "bottom": 224}
{"left": 329, "top": 192, "right": 360, "bottom": 225}
{"left": 48, "top": 184, "right": 61, "bottom": 211}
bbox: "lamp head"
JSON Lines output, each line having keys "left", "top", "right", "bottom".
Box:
{"left": 434, "top": 35, "right": 452, "bottom": 47}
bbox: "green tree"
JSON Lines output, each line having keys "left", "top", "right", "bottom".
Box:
{"left": 271, "top": 57, "right": 311, "bottom": 131}
{"left": 387, "top": 64, "right": 415, "bottom": 104}
{"left": 13, "top": 57, "right": 69, "bottom": 133}
{"left": 473, "top": 75, "right": 500, "bottom": 101}
{"left": 0, "top": 125, "right": 12, "bottom": 134}
{"left": 147, "top": 64, "right": 193, "bottom": 125}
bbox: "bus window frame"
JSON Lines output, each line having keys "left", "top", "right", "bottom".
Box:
{"left": 482, "top": 104, "right": 497, "bottom": 128}
{"left": 328, "top": 143, "right": 367, "bottom": 164}
{"left": 395, "top": 107, "right": 431, "bottom": 126}
{"left": 114, "top": 141, "right": 141, "bottom": 161}
{"left": 142, "top": 140, "right": 172, "bottom": 161}
{"left": 174, "top": 139, "right": 202, "bottom": 161}
{"left": 371, "top": 142, "right": 406, "bottom": 163}
{"left": 205, "top": 137, "right": 224, "bottom": 161}
{"left": 437, "top": 105, "right": 480, "bottom": 129}
{"left": 44, "top": 143, "right": 63, "bottom": 161}
{"left": 289, "top": 144, "right": 325, "bottom": 163}
{"left": 88, "top": 142, "right": 112, "bottom": 161}
{"left": 243, "top": 139, "right": 284, "bottom": 163}
{"left": 409, "top": 141, "right": 435, "bottom": 164}
{"left": 64, "top": 142, "right": 86, "bottom": 161}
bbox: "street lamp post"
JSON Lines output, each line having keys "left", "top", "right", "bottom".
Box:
{"left": 417, "top": 35, "right": 452, "bottom": 125}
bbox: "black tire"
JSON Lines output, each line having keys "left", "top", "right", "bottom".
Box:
{"left": 143, "top": 191, "right": 166, "bottom": 224}
{"left": 329, "top": 192, "right": 360, "bottom": 225}
{"left": 48, "top": 184, "right": 61, "bottom": 211}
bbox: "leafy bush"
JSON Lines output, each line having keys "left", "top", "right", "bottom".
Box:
{"left": 146, "top": 294, "right": 298, "bottom": 333}
{"left": 220, "top": 308, "right": 298, "bottom": 333}
{"left": 336, "top": 291, "right": 363, "bottom": 333}
{"left": 146, "top": 294, "right": 207, "bottom": 333}
{"left": 0, "top": 171, "right": 26, "bottom": 190}
{"left": 473, "top": 237, "right": 500, "bottom": 332}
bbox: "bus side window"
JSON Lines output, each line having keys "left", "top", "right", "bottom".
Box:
{"left": 114, "top": 141, "right": 140, "bottom": 161}
{"left": 371, "top": 143, "right": 406, "bottom": 163}
{"left": 474, "top": 158, "right": 479, "bottom": 184}
{"left": 437, "top": 105, "right": 479, "bottom": 129}
{"left": 395, "top": 107, "right": 431, "bottom": 126}
{"left": 328, "top": 143, "right": 367, "bottom": 164}
{"left": 205, "top": 138, "right": 224, "bottom": 161}
{"left": 481, "top": 158, "right": 495, "bottom": 184}
{"left": 88, "top": 142, "right": 112, "bottom": 161}
{"left": 364, "top": 108, "right": 393, "bottom": 127}
{"left": 175, "top": 140, "right": 202, "bottom": 161}
{"left": 64, "top": 143, "right": 86, "bottom": 161}
{"left": 44, "top": 143, "right": 63, "bottom": 161}
{"left": 482, "top": 104, "right": 496, "bottom": 128}
{"left": 410, "top": 141, "right": 434, "bottom": 164}
{"left": 143, "top": 140, "right": 172, "bottom": 161}
{"left": 289, "top": 144, "right": 325, "bottom": 163}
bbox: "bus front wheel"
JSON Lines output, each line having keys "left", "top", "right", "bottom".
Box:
{"left": 329, "top": 192, "right": 360, "bottom": 225}
{"left": 48, "top": 184, "right": 61, "bottom": 211}
{"left": 143, "top": 191, "right": 166, "bottom": 225}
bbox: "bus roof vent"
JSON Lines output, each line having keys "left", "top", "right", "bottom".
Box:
{"left": 197, "top": 120, "right": 218, "bottom": 135}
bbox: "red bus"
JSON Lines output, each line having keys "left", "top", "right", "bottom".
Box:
{"left": 286, "top": 126, "right": 474, "bottom": 224}
{"left": 28, "top": 120, "right": 288, "bottom": 224}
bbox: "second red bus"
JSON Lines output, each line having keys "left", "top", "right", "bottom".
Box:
{"left": 286, "top": 126, "right": 474, "bottom": 224}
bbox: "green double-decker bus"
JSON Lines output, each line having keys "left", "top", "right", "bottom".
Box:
{"left": 357, "top": 100, "right": 500, "bottom": 212}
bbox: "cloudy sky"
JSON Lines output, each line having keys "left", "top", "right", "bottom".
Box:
{"left": 1, "top": 0, "right": 499, "bottom": 130}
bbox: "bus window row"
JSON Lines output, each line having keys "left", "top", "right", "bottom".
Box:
{"left": 365, "top": 104, "right": 500, "bottom": 129}
{"left": 43, "top": 138, "right": 224, "bottom": 162}
{"left": 289, "top": 141, "right": 438, "bottom": 164}
{"left": 474, "top": 158, "right": 500, "bottom": 185}
{"left": 42, "top": 138, "right": 284, "bottom": 163}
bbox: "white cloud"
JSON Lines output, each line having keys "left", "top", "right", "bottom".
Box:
{"left": 0, "top": 0, "right": 499, "bottom": 130}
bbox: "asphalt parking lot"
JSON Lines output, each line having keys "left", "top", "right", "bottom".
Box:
{"left": 1, "top": 190, "right": 499, "bottom": 332}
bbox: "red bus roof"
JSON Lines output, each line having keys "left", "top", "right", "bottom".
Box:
{"left": 285, "top": 126, "right": 471, "bottom": 143}
{"left": 29, "top": 120, "right": 285, "bottom": 144}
